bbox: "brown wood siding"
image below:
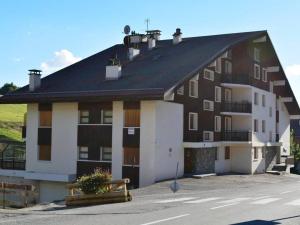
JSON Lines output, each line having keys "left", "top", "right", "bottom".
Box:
{"left": 124, "top": 101, "right": 140, "bottom": 109}
{"left": 78, "top": 102, "right": 112, "bottom": 124}
{"left": 77, "top": 125, "right": 112, "bottom": 147}
{"left": 38, "top": 128, "right": 52, "bottom": 145}
{"left": 124, "top": 109, "right": 140, "bottom": 127}
{"left": 122, "top": 166, "right": 139, "bottom": 188}
{"left": 77, "top": 161, "right": 111, "bottom": 177}
{"left": 123, "top": 128, "right": 140, "bottom": 148}
{"left": 38, "top": 103, "right": 52, "bottom": 111}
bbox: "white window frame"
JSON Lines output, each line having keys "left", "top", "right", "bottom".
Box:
{"left": 215, "top": 86, "right": 222, "bottom": 102}
{"left": 254, "top": 48, "right": 260, "bottom": 62}
{"left": 254, "top": 119, "right": 259, "bottom": 133}
{"left": 224, "top": 60, "right": 232, "bottom": 75}
{"left": 189, "top": 79, "right": 198, "bottom": 98}
{"left": 188, "top": 112, "right": 198, "bottom": 131}
{"left": 203, "top": 100, "right": 214, "bottom": 111}
{"left": 262, "top": 68, "right": 268, "bottom": 82}
{"left": 262, "top": 95, "right": 266, "bottom": 107}
{"left": 215, "top": 58, "right": 222, "bottom": 73}
{"left": 262, "top": 120, "right": 266, "bottom": 133}
{"left": 100, "top": 147, "right": 112, "bottom": 162}
{"left": 254, "top": 92, "right": 259, "bottom": 105}
{"left": 214, "top": 116, "right": 221, "bottom": 132}
{"left": 254, "top": 64, "right": 261, "bottom": 80}
{"left": 203, "top": 69, "right": 214, "bottom": 81}
{"left": 203, "top": 131, "right": 214, "bottom": 142}
{"left": 78, "top": 146, "right": 88, "bottom": 160}
{"left": 177, "top": 85, "right": 184, "bottom": 95}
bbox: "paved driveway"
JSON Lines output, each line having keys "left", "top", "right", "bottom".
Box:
{"left": 1, "top": 174, "right": 300, "bottom": 225}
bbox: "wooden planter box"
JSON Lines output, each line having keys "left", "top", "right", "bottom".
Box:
{"left": 65, "top": 179, "right": 132, "bottom": 206}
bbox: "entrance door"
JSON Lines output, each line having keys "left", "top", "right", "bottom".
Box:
{"left": 225, "top": 89, "right": 232, "bottom": 102}
{"left": 184, "top": 149, "right": 194, "bottom": 174}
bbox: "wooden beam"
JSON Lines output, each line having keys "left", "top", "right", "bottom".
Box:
{"left": 253, "top": 36, "right": 267, "bottom": 43}
{"left": 273, "top": 80, "right": 286, "bottom": 86}
{"left": 266, "top": 66, "right": 280, "bottom": 73}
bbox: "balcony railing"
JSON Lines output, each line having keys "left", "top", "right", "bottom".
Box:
{"left": 0, "top": 141, "right": 26, "bottom": 170}
{"left": 221, "top": 131, "right": 252, "bottom": 142}
{"left": 221, "top": 74, "right": 251, "bottom": 85}
{"left": 0, "top": 159, "right": 26, "bottom": 170}
{"left": 221, "top": 102, "right": 252, "bottom": 113}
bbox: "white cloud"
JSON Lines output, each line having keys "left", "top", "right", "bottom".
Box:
{"left": 41, "top": 49, "right": 81, "bottom": 75}
{"left": 285, "top": 64, "right": 300, "bottom": 77}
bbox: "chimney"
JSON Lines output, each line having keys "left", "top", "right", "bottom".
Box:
{"left": 148, "top": 35, "right": 156, "bottom": 50}
{"left": 128, "top": 47, "right": 140, "bottom": 61}
{"left": 173, "top": 28, "right": 182, "bottom": 45}
{"left": 106, "top": 55, "right": 121, "bottom": 80}
{"left": 28, "top": 69, "right": 42, "bottom": 91}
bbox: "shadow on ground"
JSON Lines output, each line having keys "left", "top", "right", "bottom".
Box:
{"left": 232, "top": 215, "right": 300, "bottom": 225}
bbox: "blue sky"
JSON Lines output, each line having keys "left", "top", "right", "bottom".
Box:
{"left": 1, "top": 0, "right": 300, "bottom": 100}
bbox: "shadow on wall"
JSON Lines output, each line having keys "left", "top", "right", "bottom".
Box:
{"left": 231, "top": 214, "right": 300, "bottom": 225}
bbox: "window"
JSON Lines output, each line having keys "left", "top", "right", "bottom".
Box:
{"left": 39, "top": 111, "right": 52, "bottom": 127}
{"left": 39, "top": 145, "right": 51, "bottom": 161}
{"left": 189, "top": 113, "right": 198, "bottom": 130}
{"left": 215, "top": 58, "right": 222, "bottom": 73}
{"left": 224, "top": 61, "right": 232, "bottom": 74}
{"left": 203, "top": 100, "right": 214, "bottom": 111}
{"left": 189, "top": 79, "right": 198, "bottom": 98}
{"left": 102, "top": 110, "right": 112, "bottom": 124}
{"left": 269, "top": 131, "right": 273, "bottom": 142}
{"left": 225, "top": 146, "right": 230, "bottom": 160}
{"left": 124, "top": 109, "right": 140, "bottom": 127}
{"left": 254, "top": 64, "right": 261, "bottom": 80}
{"left": 254, "top": 92, "right": 259, "bottom": 105}
{"left": 79, "top": 110, "right": 89, "bottom": 124}
{"left": 203, "top": 69, "right": 214, "bottom": 81}
{"left": 254, "top": 48, "right": 260, "bottom": 62}
{"left": 253, "top": 147, "right": 258, "bottom": 160}
{"left": 100, "top": 147, "right": 112, "bottom": 161}
{"left": 215, "top": 116, "right": 221, "bottom": 132}
{"left": 225, "top": 89, "right": 232, "bottom": 102}
{"left": 262, "top": 95, "right": 266, "bottom": 107}
{"left": 269, "top": 107, "right": 272, "bottom": 117}
{"left": 215, "top": 86, "right": 221, "bottom": 102}
{"left": 203, "top": 131, "right": 214, "bottom": 142}
{"left": 262, "top": 120, "right": 266, "bottom": 133}
{"left": 78, "top": 146, "right": 88, "bottom": 160}
{"left": 262, "top": 68, "right": 268, "bottom": 82}
{"left": 254, "top": 119, "right": 259, "bottom": 132}
{"left": 177, "top": 85, "right": 184, "bottom": 95}
{"left": 215, "top": 148, "right": 219, "bottom": 161}
{"left": 123, "top": 147, "right": 139, "bottom": 166}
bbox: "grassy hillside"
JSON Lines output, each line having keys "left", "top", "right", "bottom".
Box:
{"left": 0, "top": 104, "right": 26, "bottom": 142}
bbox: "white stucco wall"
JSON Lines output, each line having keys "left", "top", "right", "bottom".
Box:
{"left": 111, "top": 101, "right": 124, "bottom": 180}
{"left": 252, "top": 87, "right": 276, "bottom": 144}
{"left": 231, "top": 87, "right": 252, "bottom": 102}
{"left": 39, "top": 181, "right": 68, "bottom": 203}
{"left": 154, "top": 101, "right": 184, "bottom": 181}
{"left": 278, "top": 99, "right": 290, "bottom": 155}
{"left": 232, "top": 116, "right": 251, "bottom": 131}
{"left": 139, "top": 100, "right": 183, "bottom": 187}
{"left": 26, "top": 103, "right": 78, "bottom": 176}
{"left": 231, "top": 146, "right": 252, "bottom": 174}
{"left": 215, "top": 146, "right": 231, "bottom": 173}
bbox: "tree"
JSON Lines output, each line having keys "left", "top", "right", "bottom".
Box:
{"left": 290, "top": 130, "right": 300, "bottom": 169}
{"left": 0, "top": 83, "right": 17, "bottom": 95}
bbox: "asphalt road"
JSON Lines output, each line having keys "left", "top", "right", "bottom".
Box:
{"left": 1, "top": 174, "right": 300, "bottom": 225}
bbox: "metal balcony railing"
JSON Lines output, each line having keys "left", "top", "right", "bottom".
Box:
{"left": 0, "top": 141, "right": 26, "bottom": 170}
{"left": 221, "top": 74, "right": 252, "bottom": 85}
{"left": 221, "top": 102, "right": 252, "bottom": 113}
{"left": 221, "top": 131, "right": 252, "bottom": 142}
{"left": 0, "top": 159, "right": 26, "bottom": 170}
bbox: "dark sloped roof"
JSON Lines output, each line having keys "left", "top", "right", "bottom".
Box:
{"left": 0, "top": 31, "right": 266, "bottom": 103}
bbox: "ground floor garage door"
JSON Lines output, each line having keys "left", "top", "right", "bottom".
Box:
{"left": 184, "top": 148, "right": 216, "bottom": 174}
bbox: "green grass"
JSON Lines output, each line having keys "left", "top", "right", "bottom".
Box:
{"left": 0, "top": 104, "right": 26, "bottom": 142}
{"left": 0, "top": 104, "right": 26, "bottom": 122}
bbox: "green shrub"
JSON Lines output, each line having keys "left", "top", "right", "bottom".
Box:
{"left": 77, "top": 168, "right": 112, "bottom": 194}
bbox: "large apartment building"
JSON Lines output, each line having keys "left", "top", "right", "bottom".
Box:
{"left": 0, "top": 29, "right": 299, "bottom": 202}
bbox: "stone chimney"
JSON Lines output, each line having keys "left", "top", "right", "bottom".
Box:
{"left": 128, "top": 47, "right": 140, "bottom": 61}
{"left": 28, "top": 69, "right": 42, "bottom": 91}
{"left": 106, "top": 55, "right": 121, "bottom": 80}
{"left": 148, "top": 35, "right": 156, "bottom": 50}
{"left": 173, "top": 28, "right": 182, "bottom": 45}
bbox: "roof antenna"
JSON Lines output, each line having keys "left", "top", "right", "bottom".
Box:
{"left": 145, "top": 18, "right": 150, "bottom": 31}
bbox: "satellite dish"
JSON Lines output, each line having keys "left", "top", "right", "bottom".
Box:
{"left": 124, "top": 25, "right": 131, "bottom": 35}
